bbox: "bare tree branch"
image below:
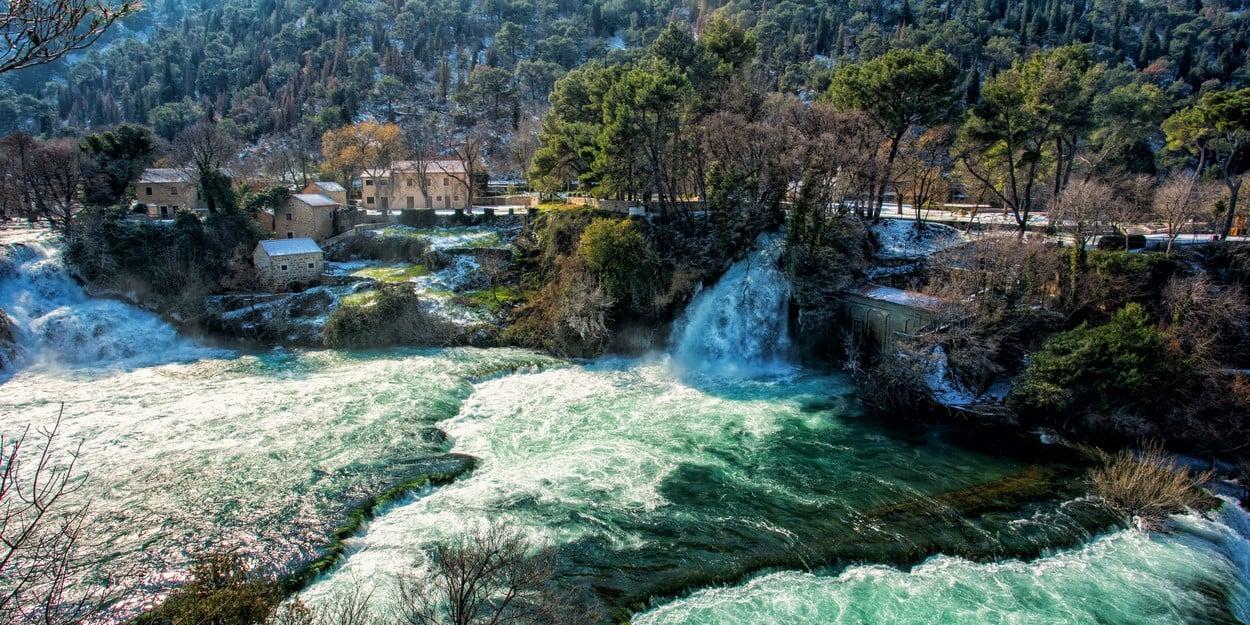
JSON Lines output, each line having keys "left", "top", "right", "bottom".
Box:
{"left": 0, "top": 1, "right": 139, "bottom": 75}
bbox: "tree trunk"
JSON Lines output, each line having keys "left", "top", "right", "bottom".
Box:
{"left": 1220, "top": 178, "right": 1242, "bottom": 240}
{"left": 1052, "top": 137, "right": 1064, "bottom": 199}
{"left": 1068, "top": 242, "right": 1085, "bottom": 305}
{"left": 875, "top": 134, "right": 904, "bottom": 221}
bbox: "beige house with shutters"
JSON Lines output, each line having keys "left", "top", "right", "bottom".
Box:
{"left": 135, "top": 169, "right": 200, "bottom": 218}
{"left": 253, "top": 238, "right": 325, "bottom": 288}
{"left": 359, "top": 159, "right": 470, "bottom": 210}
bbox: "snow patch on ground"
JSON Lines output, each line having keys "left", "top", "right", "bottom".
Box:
{"left": 924, "top": 346, "right": 979, "bottom": 406}
{"left": 850, "top": 284, "right": 943, "bottom": 309}
{"left": 873, "top": 218, "right": 965, "bottom": 260}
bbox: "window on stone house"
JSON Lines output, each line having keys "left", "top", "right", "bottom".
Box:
{"left": 171, "top": 187, "right": 178, "bottom": 195}
{"left": 286, "top": 232, "right": 293, "bottom": 239}
{"left": 443, "top": 178, "right": 449, "bottom": 186}
{"left": 406, "top": 179, "right": 414, "bottom": 187}
{"left": 145, "top": 187, "right": 152, "bottom": 195}
{"left": 365, "top": 180, "right": 374, "bottom": 186}
{"left": 280, "top": 264, "right": 288, "bottom": 271}
{"left": 366, "top": 197, "right": 374, "bottom": 204}
{"left": 285, "top": 213, "right": 292, "bottom": 221}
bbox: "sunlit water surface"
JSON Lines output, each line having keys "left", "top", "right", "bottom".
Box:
{"left": 3, "top": 236, "right": 1250, "bottom": 624}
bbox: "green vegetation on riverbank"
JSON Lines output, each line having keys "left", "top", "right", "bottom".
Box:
{"left": 323, "top": 284, "right": 456, "bottom": 348}
{"left": 350, "top": 263, "right": 429, "bottom": 283}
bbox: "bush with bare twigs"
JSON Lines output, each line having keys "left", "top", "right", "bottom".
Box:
{"left": 395, "top": 522, "right": 584, "bottom": 625}
{"left": 1090, "top": 442, "right": 1216, "bottom": 529}
{"left": 916, "top": 235, "right": 1065, "bottom": 391}
{"left": 1163, "top": 273, "right": 1250, "bottom": 368}
{"left": 2, "top": 409, "right": 123, "bottom": 625}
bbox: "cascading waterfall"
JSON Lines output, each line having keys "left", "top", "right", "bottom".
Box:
{"left": 671, "top": 232, "right": 793, "bottom": 375}
{"left": 0, "top": 239, "right": 215, "bottom": 370}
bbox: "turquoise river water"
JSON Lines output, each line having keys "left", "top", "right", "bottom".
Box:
{"left": 1, "top": 235, "right": 1249, "bottom": 624}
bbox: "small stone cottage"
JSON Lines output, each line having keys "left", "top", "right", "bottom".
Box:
{"left": 253, "top": 238, "right": 325, "bottom": 288}
{"left": 272, "top": 193, "right": 340, "bottom": 241}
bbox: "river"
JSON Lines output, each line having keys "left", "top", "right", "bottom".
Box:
{"left": 2, "top": 233, "right": 1249, "bottom": 624}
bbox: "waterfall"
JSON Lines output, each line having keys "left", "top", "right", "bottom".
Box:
{"left": 0, "top": 239, "right": 214, "bottom": 370}
{"left": 670, "top": 232, "right": 793, "bottom": 375}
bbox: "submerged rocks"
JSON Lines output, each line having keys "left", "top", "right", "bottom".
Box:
{"left": 0, "top": 307, "right": 18, "bottom": 371}
{"left": 203, "top": 283, "right": 374, "bottom": 346}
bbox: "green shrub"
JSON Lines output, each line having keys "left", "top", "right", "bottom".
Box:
{"left": 534, "top": 209, "right": 598, "bottom": 263}
{"left": 328, "top": 232, "right": 431, "bottom": 263}
{"left": 133, "top": 552, "right": 280, "bottom": 625}
{"left": 1079, "top": 251, "right": 1180, "bottom": 317}
{"left": 67, "top": 206, "right": 262, "bottom": 304}
{"left": 576, "top": 218, "right": 661, "bottom": 313}
{"left": 1009, "top": 303, "right": 1181, "bottom": 426}
{"left": 323, "top": 284, "right": 455, "bottom": 348}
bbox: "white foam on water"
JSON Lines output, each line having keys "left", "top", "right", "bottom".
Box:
{"left": 0, "top": 240, "right": 221, "bottom": 370}
{"left": 0, "top": 348, "right": 560, "bottom": 618}
{"left": 300, "top": 357, "right": 853, "bottom": 606}
{"left": 636, "top": 499, "right": 1250, "bottom": 625}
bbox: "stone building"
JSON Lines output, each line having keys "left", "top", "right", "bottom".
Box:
{"left": 359, "top": 159, "right": 469, "bottom": 210}
{"left": 253, "top": 238, "right": 324, "bottom": 288}
{"left": 135, "top": 169, "right": 199, "bottom": 218}
{"left": 838, "top": 284, "right": 942, "bottom": 353}
{"left": 302, "top": 181, "right": 348, "bottom": 207}
{"left": 272, "top": 193, "right": 340, "bottom": 241}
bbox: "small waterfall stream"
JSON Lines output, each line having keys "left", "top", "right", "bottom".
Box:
{"left": 670, "top": 232, "right": 792, "bottom": 375}
{"left": 0, "top": 239, "right": 213, "bottom": 370}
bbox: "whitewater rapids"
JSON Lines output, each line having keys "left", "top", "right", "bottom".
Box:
{"left": 4, "top": 234, "right": 1250, "bottom": 624}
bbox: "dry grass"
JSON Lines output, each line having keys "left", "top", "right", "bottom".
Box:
{"left": 1090, "top": 441, "right": 1215, "bottom": 529}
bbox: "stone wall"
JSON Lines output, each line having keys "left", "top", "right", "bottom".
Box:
{"left": 837, "top": 290, "right": 936, "bottom": 353}
{"left": 474, "top": 195, "right": 536, "bottom": 207}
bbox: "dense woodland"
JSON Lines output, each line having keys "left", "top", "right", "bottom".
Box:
{"left": 1, "top": 0, "right": 1249, "bottom": 176}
